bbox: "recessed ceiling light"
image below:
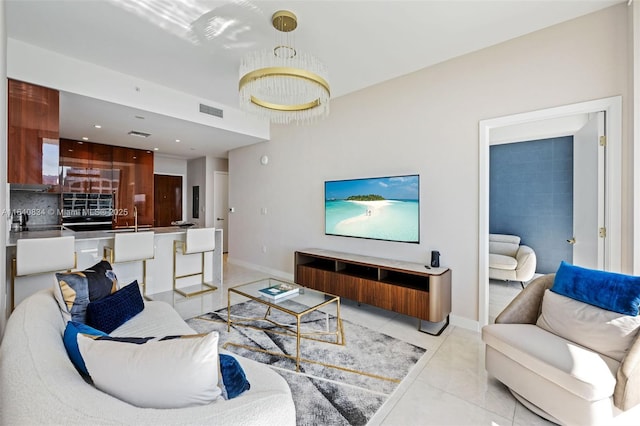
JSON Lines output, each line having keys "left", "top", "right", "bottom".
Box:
{"left": 175, "top": 139, "right": 181, "bottom": 143}
{"left": 82, "top": 137, "right": 89, "bottom": 141}
{"left": 94, "top": 124, "right": 102, "bottom": 129}
{"left": 154, "top": 147, "right": 159, "bottom": 151}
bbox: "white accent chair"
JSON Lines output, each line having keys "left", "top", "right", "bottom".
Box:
{"left": 12, "top": 236, "right": 76, "bottom": 311}
{"left": 489, "top": 233, "right": 537, "bottom": 288}
{"left": 104, "top": 231, "right": 155, "bottom": 298}
{"left": 173, "top": 227, "right": 218, "bottom": 298}
{"left": 483, "top": 274, "right": 640, "bottom": 425}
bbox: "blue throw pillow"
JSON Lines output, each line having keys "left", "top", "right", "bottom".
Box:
{"left": 63, "top": 321, "right": 108, "bottom": 376}
{"left": 86, "top": 281, "right": 144, "bottom": 333}
{"left": 55, "top": 260, "right": 119, "bottom": 323}
{"left": 552, "top": 261, "right": 640, "bottom": 316}
{"left": 219, "top": 354, "right": 251, "bottom": 399}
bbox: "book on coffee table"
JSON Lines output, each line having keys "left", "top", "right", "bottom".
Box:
{"left": 258, "top": 283, "right": 299, "bottom": 300}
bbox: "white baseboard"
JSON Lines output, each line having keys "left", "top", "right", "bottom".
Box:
{"left": 450, "top": 314, "right": 480, "bottom": 332}
{"left": 227, "top": 257, "right": 293, "bottom": 281}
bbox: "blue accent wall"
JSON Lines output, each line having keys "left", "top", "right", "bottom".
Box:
{"left": 490, "top": 137, "right": 573, "bottom": 274}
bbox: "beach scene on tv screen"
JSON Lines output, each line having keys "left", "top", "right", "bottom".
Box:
{"left": 325, "top": 175, "right": 419, "bottom": 243}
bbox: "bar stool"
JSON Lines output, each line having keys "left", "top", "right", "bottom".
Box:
{"left": 12, "top": 236, "right": 76, "bottom": 311}
{"left": 103, "top": 231, "right": 155, "bottom": 298}
{"left": 173, "top": 227, "right": 217, "bottom": 298}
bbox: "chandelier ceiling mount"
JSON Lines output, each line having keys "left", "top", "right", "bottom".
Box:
{"left": 238, "top": 10, "right": 330, "bottom": 124}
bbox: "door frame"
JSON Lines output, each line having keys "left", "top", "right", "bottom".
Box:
{"left": 478, "top": 96, "right": 622, "bottom": 328}
{"left": 213, "top": 171, "right": 229, "bottom": 253}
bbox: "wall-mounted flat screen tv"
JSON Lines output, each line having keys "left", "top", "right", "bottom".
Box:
{"left": 325, "top": 174, "right": 420, "bottom": 243}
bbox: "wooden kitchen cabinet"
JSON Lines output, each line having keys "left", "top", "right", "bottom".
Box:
{"left": 8, "top": 79, "right": 60, "bottom": 188}
{"left": 60, "top": 140, "right": 153, "bottom": 227}
{"left": 60, "top": 139, "right": 90, "bottom": 192}
{"left": 60, "top": 140, "right": 114, "bottom": 194}
{"left": 88, "top": 142, "right": 113, "bottom": 194}
{"left": 112, "top": 146, "right": 154, "bottom": 227}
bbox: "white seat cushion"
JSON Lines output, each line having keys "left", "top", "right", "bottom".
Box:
{"left": 489, "top": 253, "right": 518, "bottom": 270}
{"left": 483, "top": 323, "right": 618, "bottom": 401}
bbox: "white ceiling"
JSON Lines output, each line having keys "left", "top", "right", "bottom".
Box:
{"left": 6, "top": 0, "right": 624, "bottom": 159}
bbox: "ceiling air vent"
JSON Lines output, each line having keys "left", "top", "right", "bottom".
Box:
{"left": 200, "top": 103, "right": 223, "bottom": 118}
{"left": 128, "top": 130, "right": 151, "bottom": 138}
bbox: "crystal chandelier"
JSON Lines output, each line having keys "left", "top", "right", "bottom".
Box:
{"left": 238, "top": 10, "right": 330, "bottom": 124}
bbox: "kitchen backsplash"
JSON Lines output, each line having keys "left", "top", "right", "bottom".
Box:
{"left": 10, "top": 192, "right": 61, "bottom": 226}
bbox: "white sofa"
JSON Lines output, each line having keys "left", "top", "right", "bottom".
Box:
{"left": 489, "top": 233, "right": 537, "bottom": 287}
{"left": 483, "top": 274, "right": 640, "bottom": 425}
{"left": 0, "top": 288, "right": 296, "bottom": 425}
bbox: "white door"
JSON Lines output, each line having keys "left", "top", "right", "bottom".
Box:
{"left": 572, "top": 111, "right": 605, "bottom": 269}
{"left": 214, "top": 172, "right": 229, "bottom": 253}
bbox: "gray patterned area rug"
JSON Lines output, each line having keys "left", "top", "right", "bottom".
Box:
{"left": 186, "top": 299, "right": 426, "bottom": 426}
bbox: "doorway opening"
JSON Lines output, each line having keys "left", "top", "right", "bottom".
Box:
{"left": 479, "top": 97, "right": 622, "bottom": 328}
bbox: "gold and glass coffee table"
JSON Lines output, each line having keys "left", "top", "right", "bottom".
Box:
{"left": 226, "top": 278, "right": 345, "bottom": 372}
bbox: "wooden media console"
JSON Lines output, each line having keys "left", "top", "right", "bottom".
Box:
{"left": 294, "top": 249, "right": 452, "bottom": 335}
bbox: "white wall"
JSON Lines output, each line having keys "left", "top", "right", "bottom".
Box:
{"left": 0, "top": 0, "right": 7, "bottom": 338}
{"left": 7, "top": 39, "right": 269, "bottom": 140}
{"left": 228, "top": 4, "right": 631, "bottom": 328}
{"left": 154, "top": 154, "right": 188, "bottom": 220}
{"left": 154, "top": 155, "right": 187, "bottom": 176}
{"left": 186, "top": 156, "right": 228, "bottom": 228}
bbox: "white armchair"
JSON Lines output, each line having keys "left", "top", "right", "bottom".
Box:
{"left": 483, "top": 274, "right": 640, "bottom": 425}
{"left": 489, "top": 233, "right": 536, "bottom": 288}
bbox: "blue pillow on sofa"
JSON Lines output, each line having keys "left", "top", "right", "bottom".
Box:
{"left": 55, "top": 260, "right": 119, "bottom": 323}
{"left": 219, "top": 354, "right": 251, "bottom": 399}
{"left": 86, "top": 281, "right": 144, "bottom": 333}
{"left": 552, "top": 261, "right": 640, "bottom": 316}
{"left": 63, "top": 321, "right": 108, "bottom": 376}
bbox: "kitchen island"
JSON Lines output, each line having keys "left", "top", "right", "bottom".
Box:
{"left": 5, "top": 227, "right": 223, "bottom": 319}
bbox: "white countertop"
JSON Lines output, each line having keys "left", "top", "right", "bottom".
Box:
{"left": 7, "top": 226, "right": 192, "bottom": 246}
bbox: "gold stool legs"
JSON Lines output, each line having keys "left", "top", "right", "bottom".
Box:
{"left": 172, "top": 240, "right": 218, "bottom": 298}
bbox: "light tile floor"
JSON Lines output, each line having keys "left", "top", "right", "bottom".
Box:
{"left": 152, "top": 261, "right": 555, "bottom": 426}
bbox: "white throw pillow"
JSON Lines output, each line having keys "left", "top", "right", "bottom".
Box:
{"left": 77, "top": 332, "right": 222, "bottom": 408}
{"left": 537, "top": 289, "right": 640, "bottom": 362}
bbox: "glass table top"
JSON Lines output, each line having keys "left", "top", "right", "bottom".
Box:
{"left": 229, "top": 278, "right": 339, "bottom": 314}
